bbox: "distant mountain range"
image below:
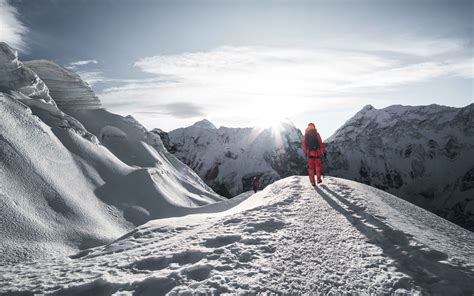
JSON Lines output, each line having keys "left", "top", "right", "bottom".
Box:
{"left": 152, "top": 119, "right": 306, "bottom": 197}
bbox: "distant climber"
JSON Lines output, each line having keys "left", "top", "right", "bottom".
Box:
{"left": 302, "top": 123, "right": 326, "bottom": 186}
{"left": 252, "top": 177, "right": 259, "bottom": 193}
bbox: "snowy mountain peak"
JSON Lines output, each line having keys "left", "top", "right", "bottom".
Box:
{"left": 362, "top": 104, "right": 375, "bottom": 112}
{"left": 325, "top": 103, "right": 474, "bottom": 230}
{"left": 191, "top": 119, "right": 217, "bottom": 129}
{"left": 164, "top": 120, "right": 306, "bottom": 197}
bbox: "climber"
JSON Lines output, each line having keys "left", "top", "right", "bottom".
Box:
{"left": 302, "top": 123, "right": 326, "bottom": 186}
{"left": 252, "top": 177, "right": 259, "bottom": 193}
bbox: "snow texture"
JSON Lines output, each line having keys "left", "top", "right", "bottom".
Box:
{"left": 325, "top": 104, "right": 474, "bottom": 231}
{"left": 0, "top": 46, "right": 223, "bottom": 264}
{"left": 163, "top": 119, "right": 306, "bottom": 197}
{"left": 1, "top": 177, "right": 473, "bottom": 295}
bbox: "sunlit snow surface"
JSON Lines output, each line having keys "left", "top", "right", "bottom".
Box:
{"left": 2, "top": 176, "right": 473, "bottom": 295}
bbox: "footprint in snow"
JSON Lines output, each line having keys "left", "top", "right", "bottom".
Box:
{"left": 202, "top": 234, "right": 242, "bottom": 248}
{"left": 244, "top": 218, "right": 286, "bottom": 233}
{"left": 130, "top": 249, "right": 208, "bottom": 271}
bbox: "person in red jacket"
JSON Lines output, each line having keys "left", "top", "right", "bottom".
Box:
{"left": 302, "top": 123, "right": 326, "bottom": 186}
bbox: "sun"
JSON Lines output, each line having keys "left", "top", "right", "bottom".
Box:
{"left": 254, "top": 117, "right": 285, "bottom": 130}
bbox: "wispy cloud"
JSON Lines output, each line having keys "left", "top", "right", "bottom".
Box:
{"left": 0, "top": 0, "right": 27, "bottom": 51}
{"left": 325, "top": 36, "right": 469, "bottom": 57}
{"left": 93, "top": 38, "right": 472, "bottom": 133}
{"left": 135, "top": 102, "right": 205, "bottom": 119}
{"left": 66, "top": 59, "right": 98, "bottom": 69}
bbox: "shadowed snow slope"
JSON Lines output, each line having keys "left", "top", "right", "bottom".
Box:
{"left": 325, "top": 104, "right": 474, "bottom": 231}
{"left": 0, "top": 44, "right": 223, "bottom": 264}
{"left": 1, "top": 176, "right": 473, "bottom": 294}
{"left": 161, "top": 119, "right": 306, "bottom": 197}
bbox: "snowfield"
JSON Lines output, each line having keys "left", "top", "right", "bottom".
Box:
{"left": 2, "top": 176, "right": 473, "bottom": 295}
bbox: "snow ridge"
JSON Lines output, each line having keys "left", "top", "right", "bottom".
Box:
{"left": 0, "top": 44, "right": 223, "bottom": 263}
{"left": 1, "top": 177, "right": 472, "bottom": 294}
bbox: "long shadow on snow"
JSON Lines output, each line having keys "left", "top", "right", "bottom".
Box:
{"left": 314, "top": 185, "right": 474, "bottom": 294}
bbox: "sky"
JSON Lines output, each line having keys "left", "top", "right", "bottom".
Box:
{"left": 1, "top": 0, "right": 473, "bottom": 138}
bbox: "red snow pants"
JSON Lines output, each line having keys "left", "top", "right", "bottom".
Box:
{"left": 307, "top": 157, "right": 322, "bottom": 184}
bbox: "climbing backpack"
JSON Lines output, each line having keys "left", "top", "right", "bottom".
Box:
{"left": 305, "top": 129, "right": 320, "bottom": 152}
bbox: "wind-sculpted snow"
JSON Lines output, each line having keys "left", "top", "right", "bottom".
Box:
{"left": 0, "top": 92, "right": 127, "bottom": 263}
{"left": 1, "top": 177, "right": 473, "bottom": 294}
{"left": 0, "top": 42, "right": 55, "bottom": 105}
{"left": 0, "top": 45, "right": 223, "bottom": 263}
{"left": 164, "top": 119, "right": 306, "bottom": 197}
{"left": 24, "top": 59, "right": 102, "bottom": 111}
{"left": 325, "top": 104, "right": 474, "bottom": 231}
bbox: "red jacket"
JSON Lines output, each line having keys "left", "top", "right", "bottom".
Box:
{"left": 302, "top": 126, "right": 325, "bottom": 157}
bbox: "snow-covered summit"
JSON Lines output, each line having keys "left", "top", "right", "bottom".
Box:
{"left": 325, "top": 103, "right": 474, "bottom": 230}
{"left": 163, "top": 119, "right": 306, "bottom": 196}
{"left": 190, "top": 119, "right": 217, "bottom": 129}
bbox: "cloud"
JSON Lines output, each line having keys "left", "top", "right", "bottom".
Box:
{"left": 325, "top": 36, "right": 468, "bottom": 57}
{"left": 74, "top": 71, "right": 107, "bottom": 86}
{"left": 96, "top": 43, "right": 472, "bottom": 132}
{"left": 66, "top": 60, "right": 98, "bottom": 69}
{"left": 0, "top": 0, "right": 27, "bottom": 51}
{"left": 135, "top": 102, "right": 205, "bottom": 119}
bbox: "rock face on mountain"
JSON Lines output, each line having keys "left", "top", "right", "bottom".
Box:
{"left": 161, "top": 119, "right": 307, "bottom": 197}
{"left": 325, "top": 104, "right": 474, "bottom": 231}
{"left": 0, "top": 43, "right": 222, "bottom": 263}
{"left": 24, "top": 59, "right": 101, "bottom": 111}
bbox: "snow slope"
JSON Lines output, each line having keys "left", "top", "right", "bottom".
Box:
{"left": 0, "top": 43, "right": 223, "bottom": 264}
{"left": 1, "top": 176, "right": 473, "bottom": 294}
{"left": 162, "top": 119, "right": 306, "bottom": 197}
{"left": 325, "top": 104, "right": 474, "bottom": 231}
